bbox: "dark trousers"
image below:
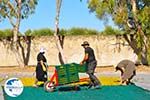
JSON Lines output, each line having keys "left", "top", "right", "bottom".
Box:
{"left": 86, "top": 61, "right": 101, "bottom": 86}
{"left": 126, "top": 70, "right": 136, "bottom": 84}
{"left": 36, "top": 63, "right": 47, "bottom": 82}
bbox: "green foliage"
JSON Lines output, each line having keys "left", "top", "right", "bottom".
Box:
{"left": 31, "top": 28, "right": 54, "bottom": 36}
{"left": 87, "top": 0, "right": 150, "bottom": 65}
{"left": 0, "top": 30, "right": 4, "bottom": 37}
{"left": 67, "top": 27, "right": 99, "bottom": 35}
{"left": 0, "top": 29, "right": 13, "bottom": 38}
{"left": 24, "top": 29, "right": 32, "bottom": 36}
{"left": 0, "top": 29, "right": 24, "bottom": 38}
{"left": 137, "top": 6, "right": 150, "bottom": 35}
{"left": 29, "top": 27, "right": 99, "bottom": 36}
{"left": 0, "top": 0, "right": 38, "bottom": 21}
{"left": 102, "top": 26, "right": 123, "bottom": 35}
{"left": 21, "top": 0, "right": 38, "bottom": 19}
{"left": 59, "top": 29, "right": 68, "bottom": 35}
{"left": 0, "top": 27, "right": 100, "bottom": 38}
{"left": 89, "top": 0, "right": 115, "bottom": 19}
{"left": 87, "top": 0, "right": 149, "bottom": 32}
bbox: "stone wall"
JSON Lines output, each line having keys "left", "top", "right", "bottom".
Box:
{"left": 0, "top": 35, "right": 137, "bottom": 66}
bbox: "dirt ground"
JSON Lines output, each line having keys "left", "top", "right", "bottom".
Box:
{"left": 0, "top": 65, "right": 150, "bottom": 74}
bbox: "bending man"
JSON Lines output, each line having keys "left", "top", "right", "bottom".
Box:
{"left": 115, "top": 59, "right": 136, "bottom": 85}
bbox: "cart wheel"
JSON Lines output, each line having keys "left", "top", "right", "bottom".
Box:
{"left": 44, "top": 81, "right": 55, "bottom": 92}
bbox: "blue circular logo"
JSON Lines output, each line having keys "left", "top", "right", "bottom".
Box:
{"left": 4, "top": 78, "right": 23, "bottom": 97}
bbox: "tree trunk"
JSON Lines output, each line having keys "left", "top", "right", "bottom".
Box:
{"left": 12, "top": 26, "right": 24, "bottom": 67}
{"left": 137, "top": 25, "right": 148, "bottom": 65}
{"left": 12, "top": 0, "right": 25, "bottom": 67}
{"left": 54, "top": 0, "right": 67, "bottom": 64}
{"left": 54, "top": 21, "right": 67, "bottom": 64}
{"left": 24, "top": 36, "right": 31, "bottom": 66}
{"left": 130, "top": 0, "right": 148, "bottom": 65}
{"left": 58, "top": 35, "right": 65, "bottom": 64}
{"left": 141, "top": 45, "right": 148, "bottom": 65}
{"left": 18, "top": 36, "right": 31, "bottom": 66}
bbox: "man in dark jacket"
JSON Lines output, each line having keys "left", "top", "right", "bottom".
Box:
{"left": 115, "top": 59, "right": 136, "bottom": 85}
{"left": 33, "top": 48, "right": 48, "bottom": 87}
{"left": 80, "top": 41, "right": 101, "bottom": 89}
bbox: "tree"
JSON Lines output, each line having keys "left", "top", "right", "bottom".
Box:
{"left": 0, "top": 0, "right": 38, "bottom": 67}
{"left": 54, "top": 0, "right": 67, "bottom": 64}
{"left": 87, "top": 0, "right": 150, "bottom": 65}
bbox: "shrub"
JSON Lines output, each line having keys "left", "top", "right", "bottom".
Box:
{"left": 0, "top": 29, "right": 13, "bottom": 38}
{"left": 67, "top": 27, "right": 99, "bottom": 35}
{"left": 31, "top": 28, "right": 54, "bottom": 36}
{"left": 102, "top": 26, "right": 123, "bottom": 35}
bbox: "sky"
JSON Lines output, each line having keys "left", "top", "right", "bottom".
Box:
{"left": 0, "top": 0, "right": 115, "bottom": 33}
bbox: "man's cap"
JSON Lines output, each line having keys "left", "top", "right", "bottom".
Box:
{"left": 81, "top": 41, "right": 89, "bottom": 46}
{"left": 40, "top": 47, "right": 45, "bottom": 53}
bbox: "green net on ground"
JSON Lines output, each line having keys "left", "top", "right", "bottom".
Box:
{"left": 3, "top": 85, "right": 150, "bottom": 100}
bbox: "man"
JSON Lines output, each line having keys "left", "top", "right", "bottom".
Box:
{"left": 115, "top": 59, "right": 136, "bottom": 85}
{"left": 80, "top": 41, "right": 101, "bottom": 89}
{"left": 33, "top": 48, "right": 48, "bottom": 87}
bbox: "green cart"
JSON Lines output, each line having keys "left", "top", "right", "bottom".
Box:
{"left": 44, "top": 63, "right": 87, "bottom": 92}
